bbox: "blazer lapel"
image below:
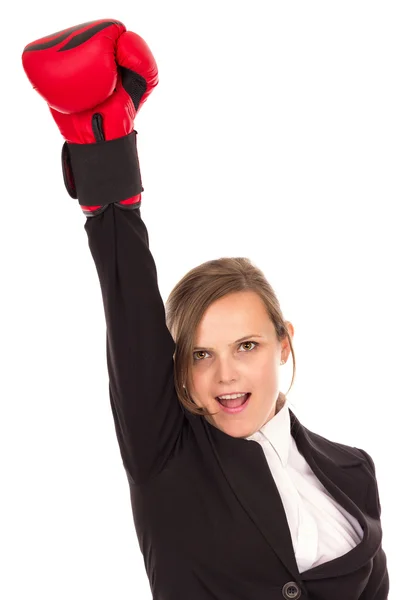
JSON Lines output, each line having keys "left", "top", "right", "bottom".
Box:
{"left": 203, "top": 407, "right": 381, "bottom": 580}
{"left": 288, "top": 410, "right": 383, "bottom": 578}
{"left": 204, "top": 418, "right": 301, "bottom": 580}
{"left": 289, "top": 410, "right": 369, "bottom": 513}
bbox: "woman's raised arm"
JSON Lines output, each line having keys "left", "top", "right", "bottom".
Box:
{"left": 84, "top": 205, "right": 185, "bottom": 483}
{"left": 22, "top": 18, "right": 185, "bottom": 484}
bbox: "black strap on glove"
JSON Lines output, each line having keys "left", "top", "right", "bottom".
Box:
{"left": 62, "top": 129, "right": 143, "bottom": 207}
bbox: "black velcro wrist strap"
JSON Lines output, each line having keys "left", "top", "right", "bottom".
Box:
{"left": 61, "top": 130, "right": 143, "bottom": 207}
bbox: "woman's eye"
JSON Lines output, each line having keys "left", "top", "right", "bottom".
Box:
{"left": 193, "top": 341, "right": 258, "bottom": 361}
{"left": 240, "top": 341, "right": 258, "bottom": 351}
{"left": 193, "top": 350, "right": 208, "bottom": 361}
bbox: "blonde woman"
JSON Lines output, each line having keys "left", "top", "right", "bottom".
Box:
{"left": 22, "top": 18, "right": 389, "bottom": 600}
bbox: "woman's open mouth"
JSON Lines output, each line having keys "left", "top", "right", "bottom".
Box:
{"left": 216, "top": 393, "right": 251, "bottom": 414}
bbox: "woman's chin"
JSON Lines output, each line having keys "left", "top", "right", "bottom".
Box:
{"left": 206, "top": 415, "right": 255, "bottom": 439}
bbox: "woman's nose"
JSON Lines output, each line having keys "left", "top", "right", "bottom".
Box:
{"left": 215, "top": 358, "right": 239, "bottom": 384}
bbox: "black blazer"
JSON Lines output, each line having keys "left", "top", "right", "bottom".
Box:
{"left": 85, "top": 205, "right": 389, "bottom": 600}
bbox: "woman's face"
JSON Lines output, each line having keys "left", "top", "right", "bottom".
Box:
{"left": 188, "top": 290, "right": 293, "bottom": 439}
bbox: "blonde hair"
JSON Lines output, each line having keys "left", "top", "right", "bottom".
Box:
{"left": 165, "top": 257, "right": 295, "bottom": 417}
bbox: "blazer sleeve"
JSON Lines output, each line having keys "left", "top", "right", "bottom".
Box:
{"left": 84, "top": 204, "right": 185, "bottom": 484}
{"left": 357, "top": 448, "right": 382, "bottom": 517}
{"left": 357, "top": 448, "right": 390, "bottom": 599}
{"left": 358, "top": 550, "right": 390, "bottom": 600}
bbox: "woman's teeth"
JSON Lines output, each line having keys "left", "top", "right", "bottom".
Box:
{"left": 217, "top": 393, "right": 250, "bottom": 408}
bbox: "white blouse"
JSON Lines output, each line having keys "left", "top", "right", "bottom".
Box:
{"left": 246, "top": 399, "right": 364, "bottom": 573}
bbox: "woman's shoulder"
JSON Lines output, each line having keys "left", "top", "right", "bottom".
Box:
{"left": 290, "top": 409, "right": 372, "bottom": 468}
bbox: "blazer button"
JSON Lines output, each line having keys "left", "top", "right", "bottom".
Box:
{"left": 282, "top": 581, "right": 301, "bottom": 599}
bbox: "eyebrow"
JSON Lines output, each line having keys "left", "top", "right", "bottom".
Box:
{"left": 193, "top": 334, "right": 264, "bottom": 351}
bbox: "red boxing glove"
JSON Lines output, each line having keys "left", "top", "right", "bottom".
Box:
{"left": 22, "top": 19, "right": 158, "bottom": 216}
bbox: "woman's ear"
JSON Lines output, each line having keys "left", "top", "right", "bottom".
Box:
{"left": 285, "top": 321, "right": 294, "bottom": 339}
{"left": 281, "top": 321, "right": 294, "bottom": 362}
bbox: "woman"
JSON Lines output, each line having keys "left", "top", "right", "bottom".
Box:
{"left": 22, "top": 18, "right": 389, "bottom": 600}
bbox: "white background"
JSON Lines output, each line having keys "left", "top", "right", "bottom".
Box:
{"left": 2, "top": 1, "right": 398, "bottom": 598}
